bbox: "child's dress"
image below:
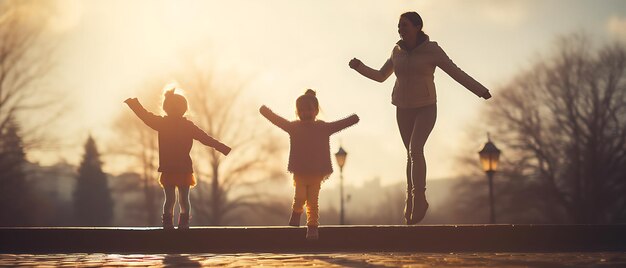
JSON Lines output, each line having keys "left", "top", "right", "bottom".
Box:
{"left": 127, "top": 101, "right": 230, "bottom": 187}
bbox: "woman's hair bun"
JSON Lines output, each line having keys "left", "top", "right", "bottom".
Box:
{"left": 304, "top": 89, "right": 316, "bottom": 97}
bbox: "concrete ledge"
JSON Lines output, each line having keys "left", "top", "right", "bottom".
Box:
{"left": 1, "top": 225, "right": 625, "bottom": 253}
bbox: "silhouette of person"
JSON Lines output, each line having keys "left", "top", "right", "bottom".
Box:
{"left": 349, "top": 11, "right": 492, "bottom": 224}
{"left": 125, "top": 88, "right": 231, "bottom": 229}
{"left": 260, "top": 89, "right": 359, "bottom": 239}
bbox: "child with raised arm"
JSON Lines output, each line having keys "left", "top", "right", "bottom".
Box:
{"left": 260, "top": 89, "right": 359, "bottom": 240}
{"left": 124, "top": 88, "right": 231, "bottom": 229}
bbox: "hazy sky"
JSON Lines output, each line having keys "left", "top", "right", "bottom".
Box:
{"left": 34, "top": 0, "right": 626, "bottom": 186}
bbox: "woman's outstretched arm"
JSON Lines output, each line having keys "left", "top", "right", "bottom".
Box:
{"left": 349, "top": 58, "right": 394, "bottom": 83}
{"left": 124, "top": 98, "right": 164, "bottom": 130}
{"left": 259, "top": 105, "right": 292, "bottom": 132}
{"left": 326, "top": 114, "right": 360, "bottom": 135}
{"left": 433, "top": 43, "right": 491, "bottom": 99}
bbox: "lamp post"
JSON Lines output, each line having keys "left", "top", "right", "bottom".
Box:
{"left": 335, "top": 146, "right": 347, "bottom": 225}
{"left": 478, "top": 133, "right": 501, "bottom": 224}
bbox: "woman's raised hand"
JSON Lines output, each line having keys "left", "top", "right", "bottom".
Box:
{"left": 482, "top": 91, "right": 492, "bottom": 100}
{"left": 349, "top": 58, "right": 363, "bottom": 69}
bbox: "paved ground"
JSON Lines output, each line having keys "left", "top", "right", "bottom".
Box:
{"left": 5, "top": 225, "right": 626, "bottom": 253}
{"left": 1, "top": 252, "right": 626, "bottom": 267}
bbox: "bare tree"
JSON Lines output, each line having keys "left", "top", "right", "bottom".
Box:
{"left": 454, "top": 34, "right": 626, "bottom": 224}
{"left": 177, "top": 65, "right": 287, "bottom": 225}
{"left": 0, "top": 0, "right": 61, "bottom": 149}
{"left": 0, "top": 1, "right": 62, "bottom": 226}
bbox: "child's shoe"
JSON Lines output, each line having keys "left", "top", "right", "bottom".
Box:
{"left": 306, "top": 225, "right": 319, "bottom": 240}
{"left": 178, "top": 213, "right": 190, "bottom": 229}
{"left": 162, "top": 213, "right": 174, "bottom": 230}
{"left": 289, "top": 211, "right": 302, "bottom": 227}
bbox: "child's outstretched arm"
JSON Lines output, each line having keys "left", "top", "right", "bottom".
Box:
{"left": 259, "top": 105, "right": 292, "bottom": 133}
{"left": 124, "top": 98, "right": 163, "bottom": 131}
{"left": 326, "top": 114, "right": 360, "bottom": 134}
{"left": 190, "top": 123, "right": 231, "bottom": 156}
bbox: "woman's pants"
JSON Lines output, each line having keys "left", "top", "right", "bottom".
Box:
{"left": 396, "top": 104, "right": 437, "bottom": 220}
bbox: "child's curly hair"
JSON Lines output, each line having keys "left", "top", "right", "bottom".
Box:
{"left": 163, "top": 88, "right": 188, "bottom": 117}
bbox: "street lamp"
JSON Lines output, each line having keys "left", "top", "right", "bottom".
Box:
{"left": 478, "top": 133, "right": 501, "bottom": 224}
{"left": 335, "top": 146, "right": 347, "bottom": 225}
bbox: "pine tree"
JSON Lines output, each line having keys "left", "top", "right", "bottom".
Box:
{"left": 73, "top": 135, "right": 113, "bottom": 226}
{"left": 0, "top": 117, "right": 30, "bottom": 226}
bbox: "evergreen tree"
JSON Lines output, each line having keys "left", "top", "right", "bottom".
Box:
{"left": 0, "top": 117, "right": 30, "bottom": 226}
{"left": 73, "top": 135, "right": 113, "bottom": 226}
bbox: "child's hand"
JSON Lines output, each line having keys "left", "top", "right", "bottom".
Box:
{"left": 124, "top": 98, "right": 139, "bottom": 105}
{"left": 217, "top": 144, "right": 231, "bottom": 156}
{"left": 349, "top": 58, "right": 362, "bottom": 69}
{"left": 221, "top": 146, "right": 232, "bottom": 156}
{"left": 259, "top": 105, "right": 270, "bottom": 114}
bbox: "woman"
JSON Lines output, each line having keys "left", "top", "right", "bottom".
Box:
{"left": 349, "top": 11, "right": 492, "bottom": 224}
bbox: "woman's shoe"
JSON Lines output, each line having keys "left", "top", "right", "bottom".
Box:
{"left": 404, "top": 195, "right": 413, "bottom": 224}
{"left": 407, "top": 202, "right": 429, "bottom": 225}
{"left": 408, "top": 190, "right": 429, "bottom": 224}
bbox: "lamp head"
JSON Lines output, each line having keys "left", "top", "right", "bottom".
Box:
{"left": 478, "top": 134, "right": 501, "bottom": 173}
{"left": 335, "top": 147, "right": 347, "bottom": 169}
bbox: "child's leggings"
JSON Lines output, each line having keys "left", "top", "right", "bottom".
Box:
{"left": 163, "top": 185, "right": 190, "bottom": 215}
{"left": 292, "top": 174, "right": 323, "bottom": 227}
{"left": 396, "top": 104, "right": 437, "bottom": 212}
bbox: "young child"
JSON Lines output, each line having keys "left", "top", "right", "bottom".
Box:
{"left": 260, "top": 89, "right": 359, "bottom": 240}
{"left": 124, "top": 88, "right": 231, "bottom": 229}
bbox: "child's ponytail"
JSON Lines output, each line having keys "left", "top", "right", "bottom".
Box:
{"left": 164, "top": 88, "right": 176, "bottom": 98}
{"left": 304, "top": 89, "right": 316, "bottom": 97}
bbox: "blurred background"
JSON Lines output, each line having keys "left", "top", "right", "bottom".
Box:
{"left": 1, "top": 0, "right": 625, "bottom": 227}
